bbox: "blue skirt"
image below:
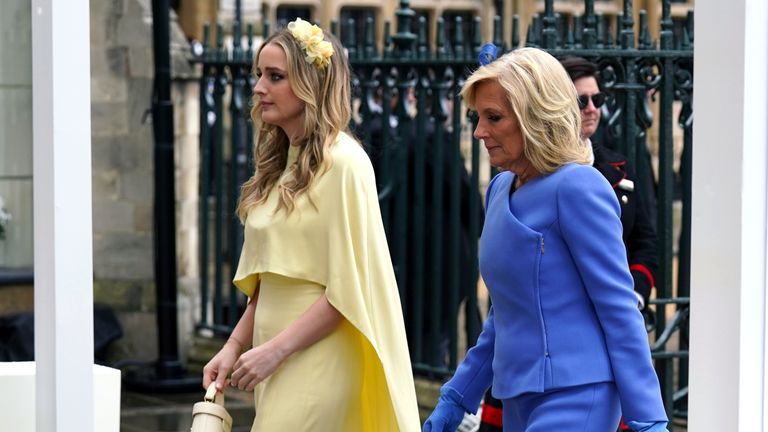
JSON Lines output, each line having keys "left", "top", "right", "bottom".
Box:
{"left": 501, "top": 382, "right": 621, "bottom": 431}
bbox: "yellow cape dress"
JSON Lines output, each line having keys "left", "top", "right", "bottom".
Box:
{"left": 233, "top": 131, "right": 420, "bottom": 432}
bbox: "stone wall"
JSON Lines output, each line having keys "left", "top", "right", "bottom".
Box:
{"left": 0, "top": 0, "right": 33, "bottom": 270}
{"left": 90, "top": 0, "right": 199, "bottom": 362}
{"left": 174, "top": 78, "right": 202, "bottom": 363}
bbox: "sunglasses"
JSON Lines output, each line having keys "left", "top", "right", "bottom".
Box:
{"left": 577, "top": 92, "right": 607, "bottom": 110}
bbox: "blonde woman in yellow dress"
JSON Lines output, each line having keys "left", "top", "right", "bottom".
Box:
{"left": 201, "top": 18, "right": 421, "bottom": 432}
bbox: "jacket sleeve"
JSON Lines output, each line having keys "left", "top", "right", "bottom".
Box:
{"left": 441, "top": 173, "right": 501, "bottom": 413}
{"left": 626, "top": 181, "right": 658, "bottom": 309}
{"left": 556, "top": 166, "right": 667, "bottom": 424}
{"left": 443, "top": 306, "right": 496, "bottom": 414}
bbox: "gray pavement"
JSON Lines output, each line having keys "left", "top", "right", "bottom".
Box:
{"left": 121, "top": 387, "right": 254, "bottom": 432}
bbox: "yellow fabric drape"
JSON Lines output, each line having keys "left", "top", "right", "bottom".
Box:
{"left": 233, "top": 132, "right": 420, "bottom": 432}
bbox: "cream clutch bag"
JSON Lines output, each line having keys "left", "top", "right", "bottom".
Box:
{"left": 190, "top": 383, "right": 233, "bottom": 432}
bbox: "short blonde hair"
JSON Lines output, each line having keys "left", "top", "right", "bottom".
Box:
{"left": 461, "top": 47, "right": 590, "bottom": 174}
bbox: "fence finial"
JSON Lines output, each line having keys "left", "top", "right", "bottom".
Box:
{"left": 511, "top": 15, "right": 520, "bottom": 49}
{"left": 583, "top": 0, "right": 596, "bottom": 48}
{"left": 621, "top": 0, "right": 635, "bottom": 49}
{"left": 660, "top": 0, "right": 673, "bottom": 49}
{"left": 392, "top": 0, "right": 417, "bottom": 59}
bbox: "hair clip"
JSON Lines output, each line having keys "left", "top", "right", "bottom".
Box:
{"left": 478, "top": 43, "right": 499, "bottom": 66}
{"left": 287, "top": 18, "right": 334, "bottom": 69}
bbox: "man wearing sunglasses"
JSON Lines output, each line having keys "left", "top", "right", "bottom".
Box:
{"left": 476, "top": 56, "right": 660, "bottom": 432}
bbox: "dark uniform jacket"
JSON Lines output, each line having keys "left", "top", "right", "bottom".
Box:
{"left": 592, "top": 142, "right": 658, "bottom": 308}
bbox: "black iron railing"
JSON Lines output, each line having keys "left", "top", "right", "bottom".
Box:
{"left": 191, "top": 0, "right": 692, "bottom": 426}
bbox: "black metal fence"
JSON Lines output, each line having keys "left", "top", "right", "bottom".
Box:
{"left": 191, "top": 0, "right": 691, "bottom": 426}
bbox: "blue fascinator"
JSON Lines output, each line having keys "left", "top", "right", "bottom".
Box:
{"left": 478, "top": 43, "right": 499, "bottom": 66}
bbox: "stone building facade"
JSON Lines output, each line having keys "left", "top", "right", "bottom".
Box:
{"left": 0, "top": 0, "right": 200, "bottom": 362}
{"left": 0, "top": 0, "right": 692, "bottom": 362}
{"left": 0, "top": 0, "right": 33, "bottom": 313}
{"left": 88, "top": 0, "right": 207, "bottom": 362}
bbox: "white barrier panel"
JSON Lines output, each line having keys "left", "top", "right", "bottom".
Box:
{"left": 0, "top": 362, "right": 120, "bottom": 431}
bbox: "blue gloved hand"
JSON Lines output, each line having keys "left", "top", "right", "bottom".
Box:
{"left": 626, "top": 420, "right": 670, "bottom": 432}
{"left": 423, "top": 386, "right": 467, "bottom": 432}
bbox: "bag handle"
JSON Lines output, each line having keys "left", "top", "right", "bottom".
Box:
{"left": 204, "top": 383, "right": 224, "bottom": 405}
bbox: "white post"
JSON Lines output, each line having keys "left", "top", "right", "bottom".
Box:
{"left": 31, "top": 1, "right": 94, "bottom": 431}
{"left": 689, "top": 0, "right": 768, "bottom": 430}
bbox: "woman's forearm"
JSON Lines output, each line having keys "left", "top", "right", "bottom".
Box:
{"left": 228, "top": 291, "right": 258, "bottom": 351}
{"left": 269, "top": 293, "right": 343, "bottom": 358}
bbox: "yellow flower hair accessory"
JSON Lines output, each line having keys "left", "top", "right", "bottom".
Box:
{"left": 287, "top": 18, "right": 334, "bottom": 70}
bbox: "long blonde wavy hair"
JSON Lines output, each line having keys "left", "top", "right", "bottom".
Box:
{"left": 461, "top": 47, "right": 590, "bottom": 174}
{"left": 236, "top": 27, "right": 351, "bottom": 221}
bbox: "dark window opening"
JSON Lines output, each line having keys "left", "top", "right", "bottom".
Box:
{"left": 275, "top": 5, "right": 312, "bottom": 30}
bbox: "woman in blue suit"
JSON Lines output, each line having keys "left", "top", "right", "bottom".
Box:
{"left": 422, "top": 48, "right": 668, "bottom": 432}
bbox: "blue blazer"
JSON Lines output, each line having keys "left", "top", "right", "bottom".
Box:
{"left": 446, "top": 163, "right": 667, "bottom": 424}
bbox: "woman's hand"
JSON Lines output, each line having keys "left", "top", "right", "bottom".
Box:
{"left": 230, "top": 340, "right": 287, "bottom": 391}
{"left": 423, "top": 387, "right": 467, "bottom": 432}
{"left": 226, "top": 294, "right": 341, "bottom": 392}
{"left": 202, "top": 338, "right": 243, "bottom": 391}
